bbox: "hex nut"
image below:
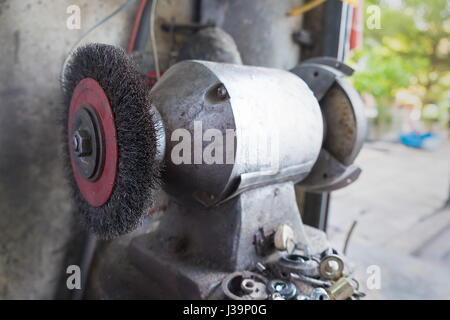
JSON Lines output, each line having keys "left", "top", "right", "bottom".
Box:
{"left": 73, "top": 130, "right": 92, "bottom": 157}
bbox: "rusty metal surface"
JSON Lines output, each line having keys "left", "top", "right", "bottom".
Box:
{"left": 322, "top": 83, "right": 358, "bottom": 166}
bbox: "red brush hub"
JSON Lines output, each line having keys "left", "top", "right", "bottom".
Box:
{"left": 68, "top": 78, "right": 118, "bottom": 207}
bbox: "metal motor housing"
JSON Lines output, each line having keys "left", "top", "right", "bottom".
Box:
{"left": 150, "top": 61, "right": 323, "bottom": 206}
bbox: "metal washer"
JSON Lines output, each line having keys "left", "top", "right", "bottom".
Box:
{"left": 68, "top": 78, "right": 118, "bottom": 207}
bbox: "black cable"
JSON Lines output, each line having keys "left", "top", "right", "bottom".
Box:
{"left": 343, "top": 220, "right": 357, "bottom": 255}
{"left": 132, "top": 0, "right": 152, "bottom": 52}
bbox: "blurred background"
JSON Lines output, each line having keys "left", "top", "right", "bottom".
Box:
{"left": 329, "top": 0, "right": 450, "bottom": 299}
{"left": 0, "top": 0, "right": 448, "bottom": 299}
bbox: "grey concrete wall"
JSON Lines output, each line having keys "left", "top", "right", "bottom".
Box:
{"left": 0, "top": 0, "right": 135, "bottom": 299}
{"left": 0, "top": 0, "right": 195, "bottom": 300}
{"left": 201, "top": 0, "right": 304, "bottom": 69}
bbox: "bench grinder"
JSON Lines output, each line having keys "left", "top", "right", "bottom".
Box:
{"left": 62, "top": 43, "right": 366, "bottom": 299}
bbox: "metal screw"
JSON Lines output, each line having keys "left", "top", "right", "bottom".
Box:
{"left": 256, "top": 262, "right": 267, "bottom": 273}
{"left": 72, "top": 130, "right": 92, "bottom": 157}
{"left": 325, "top": 260, "right": 339, "bottom": 273}
{"left": 274, "top": 281, "right": 286, "bottom": 291}
{"left": 311, "top": 287, "right": 330, "bottom": 300}
{"left": 268, "top": 279, "right": 297, "bottom": 300}
{"left": 216, "top": 84, "right": 228, "bottom": 99}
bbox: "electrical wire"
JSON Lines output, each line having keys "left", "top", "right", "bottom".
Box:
{"left": 71, "top": 232, "right": 98, "bottom": 300}
{"left": 60, "top": 0, "right": 137, "bottom": 90}
{"left": 149, "top": 0, "right": 160, "bottom": 80}
{"left": 288, "top": 0, "right": 326, "bottom": 17}
{"left": 127, "top": 0, "right": 148, "bottom": 53}
{"left": 343, "top": 220, "right": 357, "bottom": 255}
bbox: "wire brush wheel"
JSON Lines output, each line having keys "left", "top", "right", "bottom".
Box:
{"left": 62, "top": 43, "right": 160, "bottom": 239}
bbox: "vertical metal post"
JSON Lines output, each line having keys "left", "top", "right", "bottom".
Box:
{"left": 303, "top": 192, "right": 330, "bottom": 231}
{"left": 322, "top": 0, "right": 343, "bottom": 58}
{"left": 301, "top": 0, "right": 351, "bottom": 232}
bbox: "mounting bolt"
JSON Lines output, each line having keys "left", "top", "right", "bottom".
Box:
{"left": 216, "top": 84, "right": 228, "bottom": 100}
{"left": 72, "top": 130, "right": 92, "bottom": 157}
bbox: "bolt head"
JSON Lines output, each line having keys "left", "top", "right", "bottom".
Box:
{"left": 72, "top": 130, "right": 92, "bottom": 157}
{"left": 216, "top": 85, "right": 228, "bottom": 99}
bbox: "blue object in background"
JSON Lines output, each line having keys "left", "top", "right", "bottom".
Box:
{"left": 400, "top": 132, "right": 440, "bottom": 150}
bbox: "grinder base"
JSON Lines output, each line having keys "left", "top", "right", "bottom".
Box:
{"left": 86, "top": 183, "right": 329, "bottom": 299}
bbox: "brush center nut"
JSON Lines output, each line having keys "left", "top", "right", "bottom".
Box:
{"left": 70, "top": 104, "right": 105, "bottom": 181}
{"left": 72, "top": 130, "right": 92, "bottom": 157}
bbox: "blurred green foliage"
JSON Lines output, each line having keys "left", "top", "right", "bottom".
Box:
{"left": 348, "top": 0, "right": 450, "bottom": 127}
